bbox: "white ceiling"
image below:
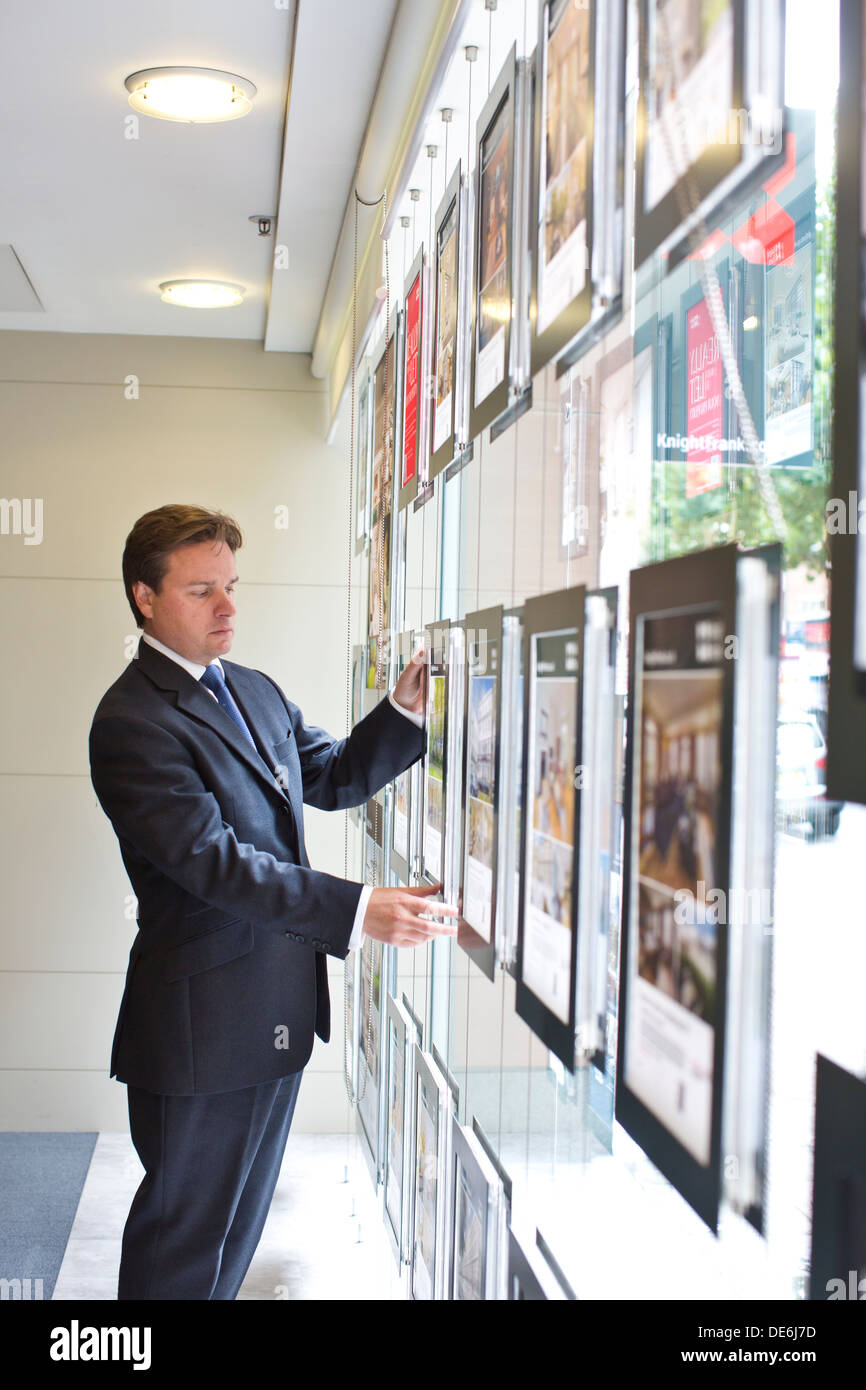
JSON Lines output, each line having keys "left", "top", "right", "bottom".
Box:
{"left": 0, "top": 0, "right": 398, "bottom": 349}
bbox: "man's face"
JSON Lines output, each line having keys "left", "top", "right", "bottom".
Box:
{"left": 133, "top": 540, "right": 238, "bottom": 665}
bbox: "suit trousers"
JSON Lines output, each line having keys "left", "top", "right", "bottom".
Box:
{"left": 118, "top": 1069, "right": 303, "bottom": 1300}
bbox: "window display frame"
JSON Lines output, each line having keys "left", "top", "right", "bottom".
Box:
{"left": 635, "top": 0, "right": 786, "bottom": 269}
{"left": 809, "top": 1054, "right": 866, "bottom": 1301}
{"left": 443, "top": 622, "right": 466, "bottom": 908}
{"left": 457, "top": 605, "right": 504, "bottom": 981}
{"left": 497, "top": 606, "right": 524, "bottom": 973}
{"left": 448, "top": 1116, "right": 507, "bottom": 1301}
{"left": 399, "top": 246, "right": 426, "bottom": 511}
{"left": 574, "top": 586, "right": 619, "bottom": 1069}
{"left": 430, "top": 163, "right": 470, "bottom": 480}
{"left": 722, "top": 543, "right": 779, "bottom": 1233}
{"left": 367, "top": 311, "right": 401, "bottom": 692}
{"left": 410, "top": 1046, "right": 454, "bottom": 1301}
{"left": 384, "top": 992, "right": 422, "bottom": 1266}
{"left": 507, "top": 1225, "right": 576, "bottom": 1300}
{"left": 529, "top": 0, "right": 596, "bottom": 376}
{"left": 636, "top": 0, "right": 745, "bottom": 267}
{"left": 421, "top": 620, "right": 452, "bottom": 887}
{"left": 354, "top": 361, "right": 372, "bottom": 557}
{"left": 617, "top": 544, "right": 740, "bottom": 1233}
{"left": 356, "top": 923, "right": 385, "bottom": 1182}
{"left": 827, "top": 0, "right": 865, "bottom": 802}
{"left": 469, "top": 43, "right": 522, "bottom": 440}
{"left": 363, "top": 792, "right": 385, "bottom": 889}
{"left": 390, "top": 630, "right": 417, "bottom": 886}
{"left": 349, "top": 643, "right": 367, "bottom": 828}
{"left": 344, "top": 939, "right": 359, "bottom": 1105}
{"left": 516, "top": 586, "right": 585, "bottom": 1070}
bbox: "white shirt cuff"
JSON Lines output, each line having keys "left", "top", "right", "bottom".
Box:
{"left": 388, "top": 688, "right": 424, "bottom": 729}
{"left": 349, "top": 884, "right": 373, "bottom": 951}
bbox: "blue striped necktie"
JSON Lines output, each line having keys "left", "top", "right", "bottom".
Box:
{"left": 199, "top": 663, "right": 258, "bottom": 752}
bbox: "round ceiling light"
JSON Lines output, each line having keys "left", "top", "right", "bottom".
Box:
{"left": 124, "top": 67, "right": 257, "bottom": 123}
{"left": 159, "top": 280, "right": 245, "bottom": 308}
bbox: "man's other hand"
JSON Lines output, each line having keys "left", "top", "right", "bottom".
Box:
{"left": 391, "top": 646, "right": 427, "bottom": 720}
{"left": 363, "top": 882, "right": 458, "bottom": 947}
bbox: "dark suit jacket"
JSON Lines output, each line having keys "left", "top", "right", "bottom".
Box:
{"left": 89, "top": 638, "right": 423, "bottom": 1096}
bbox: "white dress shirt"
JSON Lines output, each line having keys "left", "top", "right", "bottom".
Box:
{"left": 139, "top": 632, "right": 421, "bottom": 950}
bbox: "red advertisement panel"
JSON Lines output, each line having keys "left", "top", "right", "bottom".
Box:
{"left": 685, "top": 298, "right": 723, "bottom": 499}
{"left": 403, "top": 274, "right": 421, "bottom": 487}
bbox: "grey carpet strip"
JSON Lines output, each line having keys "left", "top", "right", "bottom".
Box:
{"left": 0, "top": 1132, "right": 98, "bottom": 1300}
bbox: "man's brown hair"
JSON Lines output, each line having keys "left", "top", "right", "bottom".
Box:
{"left": 122, "top": 504, "right": 244, "bottom": 628}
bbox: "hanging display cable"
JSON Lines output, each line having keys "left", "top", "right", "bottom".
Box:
{"left": 486, "top": 0, "right": 495, "bottom": 94}
{"left": 344, "top": 185, "right": 390, "bottom": 1107}
{"left": 654, "top": 4, "right": 786, "bottom": 544}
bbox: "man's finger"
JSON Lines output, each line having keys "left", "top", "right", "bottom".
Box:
{"left": 416, "top": 902, "right": 459, "bottom": 919}
{"left": 416, "top": 910, "right": 458, "bottom": 928}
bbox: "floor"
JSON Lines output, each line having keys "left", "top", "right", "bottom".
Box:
{"left": 53, "top": 1131, "right": 404, "bottom": 1301}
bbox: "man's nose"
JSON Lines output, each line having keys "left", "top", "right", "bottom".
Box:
{"left": 214, "top": 590, "right": 236, "bottom": 614}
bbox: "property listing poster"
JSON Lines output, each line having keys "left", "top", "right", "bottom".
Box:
{"left": 476, "top": 96, "right": 512, "bottom": 405}
{"left": 538, "top": 0, "right": 591, "bottom": 334}
{"left": 453, "top": 1154, "right": 486, "bottom": 1300}
{"left": 385, "top": 1018, "right": 404, "bottom": 1238}
{"left": 368, "top": 346, "right": 393, "bottom": 688}
{"left": 524, "top": 631, "right": 579, "bottom": 1023}
{"left": 685, "top": 297, "right": 724, "bottom": 498}
{"left": 393, "top": 767, "right": 409, "bottom": 863}
{"left": 764, "top": 227, "right": 813, "bottom": 465}
{"left": 356, "top": 379, "right": 369, "bottom": 546}
{"left": 358, "top": 935, "right": 382, "bottom": 1152}
{"left": 625, "top": 607, "right": 724, "bottom": 1164}
{"left": 645, "top": 0, "right": 734, "bottom": 212}
{"left": 424, "top": 661, "right": 447, "bottom": 881}
{"left": 413, "top": 1075, "right": 439, "bottom": 1300}
{"left": 359, "top": 934, "right": 382, "bottom": 1090}
{"left": 463, "top": 639, "right": 499, "bottom": 941}
{"left": 434, "top": 200, "right": 459, "bottom": 453}
{"left": 392, "top": 641, "right": 411, "bottom": 864}
{"left": 403, "top": 273, "right": 421, "bottom": 487}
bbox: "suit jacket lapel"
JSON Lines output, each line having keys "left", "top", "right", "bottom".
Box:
{"left": 134, "top": 639, "right": 289, "bottom": 802}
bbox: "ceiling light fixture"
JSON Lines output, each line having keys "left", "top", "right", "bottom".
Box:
{"left": 124, "top": 67, "right": 257, "bottom": 123}
{"left": 159, "top": 280, "right": 245, "bottom": 308}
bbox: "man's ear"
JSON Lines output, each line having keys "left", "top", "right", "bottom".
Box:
{"left": 132, "top": 581, "right": 154, "bottom": 622}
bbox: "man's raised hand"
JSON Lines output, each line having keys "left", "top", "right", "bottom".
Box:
{"left": 362, "top": 882, "right": 458, "bottom": 947}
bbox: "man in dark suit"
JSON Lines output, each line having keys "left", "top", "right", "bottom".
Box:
{"left": 89, "top": 504, "right": 454, "bottom": 1300}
